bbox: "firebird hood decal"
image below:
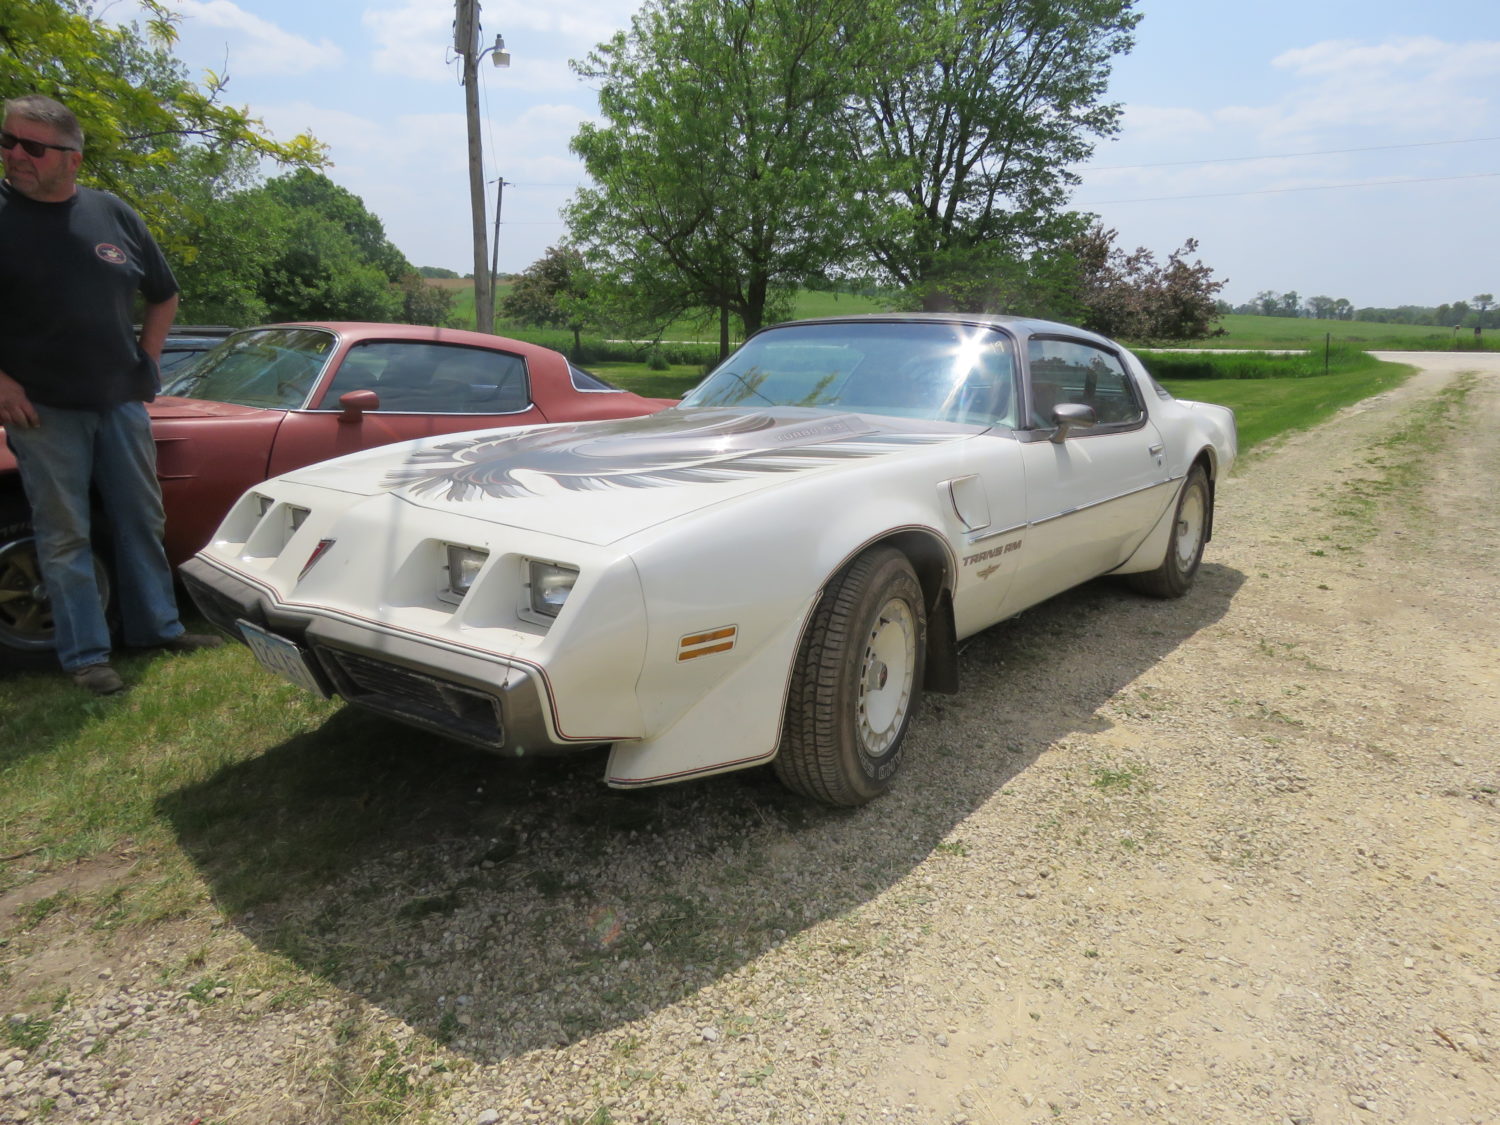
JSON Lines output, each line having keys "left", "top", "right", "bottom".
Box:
{"left": 382, "top": 409, "right": 957, "bottom": 502}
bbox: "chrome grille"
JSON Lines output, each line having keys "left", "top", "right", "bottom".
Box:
{"left": 319, "top": 648, "right": 504, "bottom": 747}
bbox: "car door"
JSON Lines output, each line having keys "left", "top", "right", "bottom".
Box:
{"left": 264, "top": 339, "right": 549, "bottom": 478}
{"left": 1004, "top": 335, "right": 1175, "bottom": 610}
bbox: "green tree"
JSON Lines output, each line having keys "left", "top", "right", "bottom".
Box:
{"left": 398, "top": 274, "right": 455, "bottom": 328}
{"left": 0, "top": 0, "right": 324, "bottom": 252}
{"left": 568, "top": 0, "right": 877, "bottom": 357}
{"left": 244, "top": 171, "right": 412, "bottom": 322}
{"left": 850, "top": 0, "right": 1139, "bottom": 309}
{"left": 499, "top": 245, "right": 595, "bottom": 355}
{"left": 1473, "top": 293, "right": 1494, "bottom": 329}
{"left": 167, "top": 150, "right": 285, "bottom": 323}
{"left": 1066, "top": 226, "right": 1226, "bottom": 342}
{"left": 260, "top": 170, "right": 410, "bottom": 285}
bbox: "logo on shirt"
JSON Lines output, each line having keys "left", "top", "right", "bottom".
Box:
{"left": 95, "top": 243, "right": 128, "bottom": 265}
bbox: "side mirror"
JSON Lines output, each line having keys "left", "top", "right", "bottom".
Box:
{"left": 1049, "top": 402, "right": 1097, "bottom": 443}
{"left": 338, "top": 389, "right": 380, "bottom": 425}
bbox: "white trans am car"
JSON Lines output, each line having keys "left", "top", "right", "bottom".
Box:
{"left": 181, "top": 315, "right": 1236, "bottom": 806}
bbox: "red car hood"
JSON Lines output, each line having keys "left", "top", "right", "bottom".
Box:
{"left": 146, "top": 395, "right": 276, "bottom": 421}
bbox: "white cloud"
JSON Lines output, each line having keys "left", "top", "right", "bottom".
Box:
{"left": 1257, "top": 36, "right": 1500, "bottom": 139}
{"left": 363, "top": 0, "right": 458, "bottom": 81}
{"left": 503, "top": 1, "right": 641, "bottom": 43}
{"left": 1115, "top": 105, "right": 1215, "bottom": 146}
{"left": 170, "top": 0, "right": 341, "bottom": 76}
{"left": 1271, "top": 36, "right": 1500, "bottom": 79}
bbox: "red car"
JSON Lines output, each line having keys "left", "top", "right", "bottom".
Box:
{"left": 0, "top": 322, "right": 672, "bottom": 668}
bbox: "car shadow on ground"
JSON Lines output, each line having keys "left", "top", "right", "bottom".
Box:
{"left": 157, "top": 562, "right": 1244, "bottom": 1063}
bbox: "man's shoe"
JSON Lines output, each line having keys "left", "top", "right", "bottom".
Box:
{"left": 158, "top": 632, "right": 225, "bottom": 653}
{"left": 71, "top": 663, "right": 125, "bottom": 695}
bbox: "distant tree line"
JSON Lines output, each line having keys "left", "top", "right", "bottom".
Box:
{"left": 1230, "top": 291, "right": 1495, "bottom": 328}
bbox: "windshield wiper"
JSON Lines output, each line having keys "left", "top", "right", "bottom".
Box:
{"left": 714, "top": 369, "right": 774, "bottom": 405}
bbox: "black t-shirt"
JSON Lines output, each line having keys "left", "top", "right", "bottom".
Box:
{"left": 0, "top": 181, "right": 180, "bottom": 410}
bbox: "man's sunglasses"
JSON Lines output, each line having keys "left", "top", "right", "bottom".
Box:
{"left": 0, "top": 131, "right": 78, "bottom": 158}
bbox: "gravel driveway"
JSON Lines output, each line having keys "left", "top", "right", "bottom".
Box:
{"left": 3, "top": 352, "right": 1498, "bottom": 1124}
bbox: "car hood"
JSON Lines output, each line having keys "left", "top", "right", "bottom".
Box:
{"left": 147, "top": 395, "right": 278, "bottom": 420}
{"left": 279, "top": 407, "right": 966, "bottom": 546}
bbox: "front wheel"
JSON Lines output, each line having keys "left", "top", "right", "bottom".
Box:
{"left": 774, "top": 547, "right": 926, "bottom": 806}
{"left": 1128, "top": 465, "right": 1210, "bottom": 599}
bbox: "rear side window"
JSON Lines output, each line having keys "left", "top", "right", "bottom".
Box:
{"left": 1027, "top": 338, "right": 1144, "bottom": 428}
{"left": 320, "top": 342, "right": 532, "bottom": 414}
{"left": 570, "top": 363, "right": 624, "bottom": 391}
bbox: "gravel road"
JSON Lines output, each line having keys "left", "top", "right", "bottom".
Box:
{"left": 3, "top": 351, "right": 1498, "bottom": 1124}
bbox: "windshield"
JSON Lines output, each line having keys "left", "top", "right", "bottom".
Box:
{"left": 162, "top": 327, "right": 337, "bottom": 408}
{"left": 681, "top": 321, "right": 1019, "bottom": 427}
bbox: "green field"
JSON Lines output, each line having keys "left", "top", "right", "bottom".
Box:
{"left": 444, "top": 281, "right": 1491, "bottom": 355}
{"left": 1180, "top": 313, "right": 1491, "bottom": 351}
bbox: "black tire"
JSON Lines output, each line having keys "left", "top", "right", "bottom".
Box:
{"left": 0, "top": 519, "right": 113, "bottom": 671}
{"left": 774, "top": 547, "right": 926, "bottom": 806}
{"left": 1128, "top": 465, "right": 1210, "bottom": 599}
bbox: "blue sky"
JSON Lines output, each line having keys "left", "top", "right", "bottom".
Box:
{"left": 116, "top": 0, "right": 1499, "bottom": 309}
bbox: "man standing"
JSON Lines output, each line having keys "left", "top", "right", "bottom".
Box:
{"left": 0, "top": 94, "right": 219, "bottom": 695}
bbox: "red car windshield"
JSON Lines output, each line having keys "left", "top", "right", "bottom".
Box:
{"left": 164, "top": 327, "right": 337, "bottom": 408}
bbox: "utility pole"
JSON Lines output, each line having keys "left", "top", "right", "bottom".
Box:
{"left": 489, "top": 176, "right": 510, "bottom": 307}
{"left": 456, "top": 0, "right": 491, "bottom": 333}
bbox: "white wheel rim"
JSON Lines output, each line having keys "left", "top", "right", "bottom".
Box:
{"left": 1174, "top": 485, "right": 1206, "bottom": 569}
{"left": 858, "top": 597, "right": 917, "bottom": 755}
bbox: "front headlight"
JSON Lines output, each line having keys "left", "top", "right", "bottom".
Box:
{"left": 443, "top": 544, "right": 489, "bottom": 604}
{"left": 527, "top": 560, "right": 578, "bottom": 619}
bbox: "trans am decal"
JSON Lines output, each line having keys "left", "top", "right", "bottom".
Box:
{"left": 383, "top": 410, "right": 958, "bottom": 502}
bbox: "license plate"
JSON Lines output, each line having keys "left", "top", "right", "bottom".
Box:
{"left": 238, "top": 619, "right": 328, "bottom": 698}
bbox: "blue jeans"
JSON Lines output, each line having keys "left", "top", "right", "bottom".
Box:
{"left": 6, "top": 401, "right": 184, "bottom": 670}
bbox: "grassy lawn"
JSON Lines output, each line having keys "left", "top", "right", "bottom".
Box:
{"left": 587, "top": 360, "right": 707, "bottom": 400}
{"left": 1190, "top": 312, "right": 1492, "bottom": 351}
{"left": 1155, "top": 360, "right": 1412, "bottom": 450}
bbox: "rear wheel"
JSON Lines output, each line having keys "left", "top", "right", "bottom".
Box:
{"left": 774, "top": 547, "right": 926, "bottom": 806}
{"left": 0, "top": 519, "right": 113, "bottom": 670}
{"left": 1128, "top": 465, "right": 1210, "bottom": 599}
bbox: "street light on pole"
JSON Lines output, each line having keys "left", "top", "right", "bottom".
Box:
{"left": 454, "top": 0, "right": 510, "bottom": 334}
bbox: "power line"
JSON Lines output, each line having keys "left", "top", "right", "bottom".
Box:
{"left": 1078, "top": 170, "right": 1500, "bottom": 206}
{"left": 1079, "top": 135, "right": 1500, "bottom": 172}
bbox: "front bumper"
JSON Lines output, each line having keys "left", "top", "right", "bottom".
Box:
{"left": 181, "top": 556, "right": 579, "bottom": 756}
